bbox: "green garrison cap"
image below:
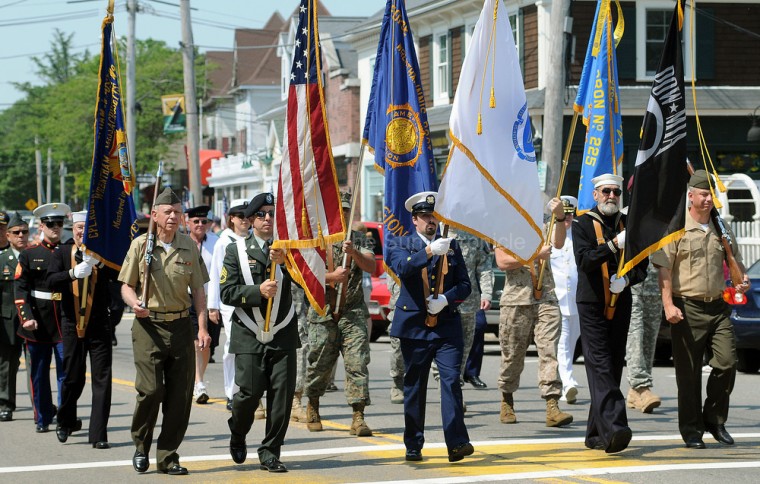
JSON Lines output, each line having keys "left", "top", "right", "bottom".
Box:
{"left": 154, "top": 187, "right": 181, "bottom": 206}
{"left": 689, "top": 169, "right": 711, "bottom": 190}
{"left": 7, "top": 212, "right": 25, "bottom": 229}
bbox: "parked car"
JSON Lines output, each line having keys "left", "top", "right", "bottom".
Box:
{"left": 362, "top": 221, "right": 392, "bottom": 341}
{"left": 729, "top": 258, "right": 760, "bottom": 373}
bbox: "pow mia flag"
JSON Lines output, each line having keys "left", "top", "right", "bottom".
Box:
{"left": 619, "top": 0, "right": 689, "bottom": 277}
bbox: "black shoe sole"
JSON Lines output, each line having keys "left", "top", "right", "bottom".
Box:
{"left": 605, "top": 428, "right": 632, "bottom": 454}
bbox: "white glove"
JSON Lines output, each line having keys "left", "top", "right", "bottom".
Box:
{"left": 73, "top": 261, "right": 92, "bottom": 279}
{"left": 82, "top": 253, "right": 98, "bottom": 267}
{"left": 429, "top": 237, "right": 452, "bottom": 256}
{"left": 615, "top": 230, "right": 626, "bottom": 249}
{"left": 609, "top": 274, "right": 627, "bottom": 294}
{"left": 426, "top": 294, "right": 448, "bottom": 314}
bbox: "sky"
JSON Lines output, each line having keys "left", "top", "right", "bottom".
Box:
{"left": 0, "top": 0, "right": 383, "bottom": 110}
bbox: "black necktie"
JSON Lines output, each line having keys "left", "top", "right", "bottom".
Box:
{"left": 262, "top": 239, "right": 271, "bottom": 258}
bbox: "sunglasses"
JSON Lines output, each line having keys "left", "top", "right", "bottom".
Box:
{"left": 190, "top": 219, "right": 209, "bottom": 225}
{"left": 254, "top": 210, "right": 275, "bottom": 219}
{"left": 599, "top": 188, "right": 622, "bottom": 197}
{"left": 44, "top": 221, "right": 64, "bottom": 228}
{"left": 10, "top": 229, "right": 29, "bottom": 235}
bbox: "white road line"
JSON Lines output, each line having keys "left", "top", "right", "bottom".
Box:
{"left": 1, "top": 433, "right": 759, "bottom": 474}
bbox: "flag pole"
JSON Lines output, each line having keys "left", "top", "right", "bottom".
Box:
{"left": 263, "top": 259, "right": 277, "bottom": 332}
{"left": 534, "top": 110, "right": 579, "bottom": 300}
{"left": 334, "top": 141, "right": 367, "bottom": 317}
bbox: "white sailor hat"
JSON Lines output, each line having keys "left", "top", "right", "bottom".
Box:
{"left": 404, "top": 191, "right": 438, "bottom": 214}
{"left": 560, "top": 195, "right": 578, "bottom": 213}
{"left": 33, "top": 202, "right": 72, "bottom": 222}
{"left": 591, "top": 173, "right": 624, "bottom": 189}
{"left": 72, "top": 210, "right": 88, "bottom": 224}
{"left": 228, "top": 199, "right": 249, "bottom": 216}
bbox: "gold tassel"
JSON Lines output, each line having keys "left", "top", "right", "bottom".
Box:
{"left": 477, "top": 113, "right": 483, "bottom": 135}
{"left": 301, "top": 211, "right": 310, "bottom": 238}
{"left": 489, "top": 87, "right": 495, "bottom": 108}
{"left": 317, "top": 227, "right": 325, "bottom": 249}
{"left": 715, "top": 174, "right": 727, "bottom": 193}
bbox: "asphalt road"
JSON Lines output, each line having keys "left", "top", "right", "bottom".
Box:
{"left": 1, "top": 315, "right": 760, "bottom": 483}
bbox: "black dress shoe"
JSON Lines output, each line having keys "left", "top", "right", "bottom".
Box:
{"left": 36, "top": 424, "right": 49, "bottom": 433}
{"left": 685, "top": 436, "right": 706, "bottom": 449}
{"left": 465, "top": 376, "right": 487, "bottom": 389}
{"left": 160, "top": 464, "right": 188, "bottom": 475}
{"left": 448, "top": 442, "right": 474, "bottom": 462}
{"left": 92, "top": 441, "right": 110, "bottom": 449}
{"left": 230, "top": 441, "right": 247, "bottom": 464}
{"left": 56, "top": 425, "right": 70, "bottom": 443}
{"left": 605, "top": 427, "right": 632, "bottom": 454}
{"left": 705, "top": 423, "right": 734, "bottom": 445}
{"left": 72, "top": 418, "right": 82, "bottom": 432}
{"left": 132, "top": 451, "right": 149, "bottom": 473}
{"left": 259, "top": 457, "right": 287, "bottom": 473}
{"left": 0, "top": 410, "right": 12, "bottom": 422}
{"left": 405, "top": 449, "right": 423, "bottom": 461}
{"left": 226, "top": 398, "right": 233, "bottom": 412}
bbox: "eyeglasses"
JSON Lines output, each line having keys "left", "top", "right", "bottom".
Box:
{"left": 254, "top": 210, "right": 275, "bottom": 219}
{"left": 599, "top": 188, "right": 622, "bottom": 197}
{"left": 10, "top": 229, "right": 29, "bottom": 235}
{"left": 190, "top": 219, "right": 209, "bottom": 225}
{"left": 44, "top": 221, "right": 64, "bottom": 228}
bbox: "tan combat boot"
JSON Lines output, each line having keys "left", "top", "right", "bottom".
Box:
{"left": 306, "top": 397, "right": 323, "bottom": 432}
{"left": 350, "top": 402, "right": 373, "bottom": 437}
{"left": 629, "top": 387, "right": 661, "bottom": 414}
{"left": 390, "top": 386, "right": 404, "bottom": 404}
{"left": 546, "top": 396, "right": 573, "bottom": 427}
{"left": 500, "top": 393, "right": 517, "bottom": 424}
{"left": 291, "top": 391, "right": 306, "bottom": 422}
{"left": 254, "top": 400, "right": 266, "bottom": 420}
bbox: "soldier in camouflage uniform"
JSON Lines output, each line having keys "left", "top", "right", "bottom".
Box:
{"left": 625, "top": 262, "right": 663, "bottom": 413}
{"left": 386, "top": 276, "right": 404, "bottom": 403}
{"left": 495, "top": 198, "right": 573, "bottom": 427}
{"left": 432, "top": 230, "right": 494, "bottom": 388}
{"left": 305, "top": 193, "right": 376, "bottom": 437}
{"left": 290, "top": 283, "right": 309, "bottom": 421}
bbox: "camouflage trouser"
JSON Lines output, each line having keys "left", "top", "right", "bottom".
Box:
{"left": 625, "top": 285, "right": 662, "bottom": 389}
{"left": 293, "top": 289, "right": 310, "bottom": 394}
{"left": 305, "top": 308, "right": 371, "bottom": 404}
{"left": 388, "top": 308, "right": 404, "bottom": 391}
{"left": 432, "top": 311, "right": 476, "bottom": 382}
{"left": 498, "top": 303, "right": 562, "bottom": 397}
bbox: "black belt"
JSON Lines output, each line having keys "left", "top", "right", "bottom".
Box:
{"left": 149, "top": 309, "right": 190, "bottom": 322}
{"left": 675, "top": 295, "right": 721, "bottom": 303}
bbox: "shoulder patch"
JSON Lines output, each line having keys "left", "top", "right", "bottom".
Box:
{"left": 219, "top": 266, "right": 228, "bottom": 284}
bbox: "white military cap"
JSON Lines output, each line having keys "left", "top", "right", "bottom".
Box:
{"left": 72, "top": 210, "right": 88, "bottom": 224}
{"left": 591, "top": 173, "right": 624, "bottom": 188}
{"left": 404, "top": 191, "right": 438, "bottom": 214}
{"left": 560, "top": 195, "right": 578, "bottom": 213}
{"left": 33, "top": 202, "right": 72, "bottom": 221}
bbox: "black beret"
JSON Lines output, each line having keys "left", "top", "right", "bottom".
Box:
{"left": 244, "top": 192, "right": 275, "bottom": 218}
{"left": 185, "top": 205, "right": 210, "bottom": 219}
{"left": 154, "top": 187, "right": 181, "bottom": 206}
{"left": 689, "top": 169, "right": 711, "bottom": 190}
{"left": 7, "top": 212, "right": 25, "bottom": 229}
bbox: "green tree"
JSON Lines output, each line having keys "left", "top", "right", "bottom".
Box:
{"left": 31, "top": 29, "right": 90, "bottom": 86}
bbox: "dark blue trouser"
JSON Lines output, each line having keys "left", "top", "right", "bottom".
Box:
{"left": 26, "top": 341, "right": 65, "bottom": 426}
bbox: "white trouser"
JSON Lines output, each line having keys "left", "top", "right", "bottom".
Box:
{"left": 221, "top": 309, "right": 239, "bottom": 400}
{"left": 557, "top": 312, "right": 581, "bottom": 392}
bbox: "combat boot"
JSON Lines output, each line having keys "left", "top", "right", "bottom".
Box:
{"left": 254, "top": 400, "right": 266, "bottom": 420}
{"left": 291, "top": 391, "right": 306, "bottom": 422}
{"left": 390, "top": 387, "right": 404, "bottom": 404}
{"left": 546, "top": 396, "right": 573, "bottom": 427}
{"left": 500, "top": 393, "right": 516, "bottom": 424}
{"left": 350, "top": 402, "right": 373, "bottom": 437}
{"left": 306, "top": 397, "right": 323, "bottom": 432}
{"left": 627, "top": 387, "right": 661, "bottom": 414}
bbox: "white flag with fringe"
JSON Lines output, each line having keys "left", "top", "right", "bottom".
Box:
{"left": 435, "top": 0, "right": 544, "bottom": 263}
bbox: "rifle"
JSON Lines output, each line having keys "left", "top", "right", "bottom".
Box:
{"left": 140, "top": 162, "right": 163, "bottom": 308}
{"left": 425, "top": 225, "right": 449, "bottom": 328}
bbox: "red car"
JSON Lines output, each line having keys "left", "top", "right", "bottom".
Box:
{"left": 362, "top": 221, "right": 392, "bottom": 341}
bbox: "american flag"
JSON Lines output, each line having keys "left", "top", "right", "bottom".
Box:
{"left": 273, "top": 0, "right": 344, "bottom": 316}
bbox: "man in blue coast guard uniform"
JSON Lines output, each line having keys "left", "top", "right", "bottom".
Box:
{"left": 386, "top": 191, "right": 473, "bottom": 463}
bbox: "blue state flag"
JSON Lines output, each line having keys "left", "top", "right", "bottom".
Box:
{"left": 573, "top": 0, "right": 624, "bottom": 213}
{"left": 363, "top": 0, "right": 437, "bottom": 274}
{"left": 83, "top": 12, "right": 138, "bottom": 270}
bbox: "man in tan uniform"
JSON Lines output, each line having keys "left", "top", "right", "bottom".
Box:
{"left": 652, "top": 169, "right": 749, "bottom": 449}
{"left": 119, "top": 187, "right": 210, "bottom": 475}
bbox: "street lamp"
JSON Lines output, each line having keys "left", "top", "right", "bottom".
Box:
{"left": 748, "top": 106, "right": 760, "bottom": 143}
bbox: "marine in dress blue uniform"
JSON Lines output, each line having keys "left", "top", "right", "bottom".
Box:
{"left": 386, "top": 191, "right": 473, "bottom": 463}
{"left": 15, "top": 202, "right": 71, "bottom": 432}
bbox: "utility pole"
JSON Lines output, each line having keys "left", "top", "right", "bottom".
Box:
{"left": 59, "top": 161, "right": 66, "bottom": 204}
{"left": 46, "top": 148, "right": 52, "bottom": 203}
{"left": 180, "top": 0, "right": 202, "bottom": 205}
{"left": 542, "top": 0, "right": 572, "bottom": 197}
{"left": 35, "top": 137, "right": 43, "bottom": 205}
{"left": 126, "top": 0, "right": 137, "bottom": 176}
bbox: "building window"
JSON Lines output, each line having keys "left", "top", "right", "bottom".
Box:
{"left": 436, "top": 33, "right": 450, "bottom": 100}
{"left": 636, "top": 1, "right": 693, "bottom": 81}
{"left": 645, "top": 9, "right": 670, "bottom": 75}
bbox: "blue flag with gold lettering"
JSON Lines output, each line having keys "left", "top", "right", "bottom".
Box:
{"left": 83, "top": 12, "right": 138, "bottom": 270}
{"left": 363, "top": 0, "right": 437, "bottom": 275}
{"left": 573, "top": 0, "right": 624, "bottom": 213}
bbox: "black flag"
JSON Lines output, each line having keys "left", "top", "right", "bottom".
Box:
{"left": 619, "top": 0, "right": 689, "bottom": 277}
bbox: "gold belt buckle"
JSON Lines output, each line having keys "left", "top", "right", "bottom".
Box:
{"left": 51, "top": 292, "right": 62, "bottom": 301}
